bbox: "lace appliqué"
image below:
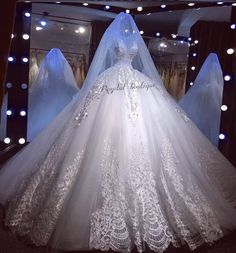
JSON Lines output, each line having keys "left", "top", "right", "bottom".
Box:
{"left": 90, "top": 138, "right": 177, "bottom": 253}
{"left": 5, "top": 123, "right": 84, "bottom": 246}
{"left": 127, "top": 140, "right": 177, "bottom": 253}
{"left": 90, "top": 136, "right": 226, "bottom": 253}
{"left": 198, "top": 146, "right": 236, "bottom": 207}
{"left": 90, "top": 139, "right": 131, "bottom": 252}
{"left": 74, "top": 75, "right": 106, "bottom": 126}
{"left": 159, "top": 137, "right": 223, "bottom": 249}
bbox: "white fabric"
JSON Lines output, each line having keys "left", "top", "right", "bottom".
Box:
{"left": 77, "top": 11, "right": 164, "bottom": 104}
{"left": 27, "top": 48, "right": 79, "bottom": 141}
{"left": 0, "top": 93, "right": 8, "bottom": 140}
{"left": 0, "top": 13, "right": 236, "bottom": 253}
{"left": 179, "top": 53, "right": 224, "bottom": 146}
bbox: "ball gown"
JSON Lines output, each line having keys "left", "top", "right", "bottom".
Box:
{"left": 0, "top": 13, "right": 236, "bottom": 253}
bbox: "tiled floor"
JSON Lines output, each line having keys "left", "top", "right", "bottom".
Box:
{"left": 1, "top": 205, "right": 236, "bottom": 253}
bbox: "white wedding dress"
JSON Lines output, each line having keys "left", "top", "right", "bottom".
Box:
{"left": 0, "top": 13, "right": 236, "bottom": 253}
{"left": 179, "top": 53, "right": 224, "bottom": 146}
{"left": 27, "top": 48, "right": 79, "bottom": 141}
{"left": 0, "top": 92, "right": 8, "bottom": 140}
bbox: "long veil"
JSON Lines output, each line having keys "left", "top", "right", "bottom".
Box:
{"left": 27, "top": 48, "right": 79, "bottom": 141}
{"left": 179, "top": 53, "right": 224, "bottom": 146}
{"left": 77, "top": 12, "right": 164, "bottom": 101}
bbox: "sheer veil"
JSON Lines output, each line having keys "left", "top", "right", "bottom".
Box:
{"left": 179, "top": 53, "right": 224, "bottom": 146}
{"left": 27, "top": 48, "right": 79, "bottom": 141}
{"left": 77, "top": 12, "right": 164, "bottom": 101}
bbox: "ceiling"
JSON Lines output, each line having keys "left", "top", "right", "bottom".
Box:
{"left": 26, "top": 1, "right": 233, "bottom": 37}
{"left": 20, "top": 1, "right": 234, "bottom": 64}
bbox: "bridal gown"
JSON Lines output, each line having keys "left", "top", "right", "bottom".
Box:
{"left": 27, "top": 48, "right": 79, "bottom": 141}
{"left": 179, "top": 53, "right": 224, "bottom": 147}
{"left": 1, "top": 27, "right": 236, "bottom": 253}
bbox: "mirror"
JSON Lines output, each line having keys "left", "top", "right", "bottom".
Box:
{"left": 0, "top": 1, "right": 233, "bottom": 143}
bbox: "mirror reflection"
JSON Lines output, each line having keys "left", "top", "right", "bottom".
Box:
{"left": 0, "top": 1, "right": 233, "bottom": 145}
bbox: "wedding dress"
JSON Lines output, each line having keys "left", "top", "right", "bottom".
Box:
{"left": 27, "top": 48, "right": 79, "bottom": 141}
{"left": 0, "top": 13, "right": 236, "bottom": 253}
{"left": 0, "top": 91, "right": 8, "bottom": 140}
{"left": 179, "top": 53, "right": 224, "bottom": 146}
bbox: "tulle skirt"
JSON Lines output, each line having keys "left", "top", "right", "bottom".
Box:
{"left": 0, "top": 65, "right": 236, "bottom": 253}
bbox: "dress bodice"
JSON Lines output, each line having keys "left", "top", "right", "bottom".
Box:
{"left": 113, "top": 40, "right": 138, "bottom": 66}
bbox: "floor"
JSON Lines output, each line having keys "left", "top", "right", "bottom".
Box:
{"left": 0, "top": 205, "right": 236, "bottom": 253}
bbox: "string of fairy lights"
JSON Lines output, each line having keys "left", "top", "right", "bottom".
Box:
{"left": 3, "top": 1, "right": 236, "bottom": 145}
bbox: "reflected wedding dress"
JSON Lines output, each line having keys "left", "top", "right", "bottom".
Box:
{"left": 179, "top": 53, "right": 224, "bottom": 146}
{"left": 0, "top": 13, "right": 236, "bottom": 253}
{"left": 27, "top": 48, "right": 79, "bottom": 141}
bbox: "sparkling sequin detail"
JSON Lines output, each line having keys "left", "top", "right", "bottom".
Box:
{"left": 159, "top": 137, "right": 223, "bottom": 249}
{"left": 90, "top": 139, "right": 131, "bottom": 252}
{"left": 5, "top": 122, "right": 84, "bottom": 245}
{"left": 90, "top": 137, "right": 225, "bottom": 253}
{"left": 198, "top": 146, "right": 236, "bottom": 207}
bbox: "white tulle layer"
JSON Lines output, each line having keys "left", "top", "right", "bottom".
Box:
{"left": 0, "top": 65, "right": 236, "bottom": 253}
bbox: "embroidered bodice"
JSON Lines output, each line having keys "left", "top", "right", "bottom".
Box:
{"left": 113, "top": 40, "right": 138, "bottom": 66}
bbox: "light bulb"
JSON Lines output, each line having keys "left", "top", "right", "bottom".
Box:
{"left": 171, "top": 34, "right": 177, "bottom": 38}
{"left": 24, "top": 12, "right": 31, "bottom": 17}
{"left": 8, "top": 57, "right": 14, "bottom": 62}
{"left": 221, "top": 105, "right": 228, "bottom": 111}
{"left": 137, "top": 6, "right": 143, "bottom": 11}
{"left": 20, "top": 110, "right": 26, "bottom": 116}
{"left": 224, "top": 75, "right": 231, "bottom": 81}
{"left": 6, "top": 83, "right": 13, "bottom": 88}
{"left": 219, "top": 133, "right": 226, "bottom": 140}
{"left": 22, "top": 34, "right": 29, "bottom": 40}
{"left": 40, "top": 20, "right": 47, "bottom": 26}
{"left": 161, "top": 5, "right": 166, "bottom": 8}
{"left": 78, "top": 26, "right": 85, "bottom": 33}
{"left": 6, "top": 110, "right": 12, "bottom": 116}
{"left": 4, "top": 138, "right": 11, "bottom": 144}
{"left": 36, "top": 26, "right": 43, "bottom": 31}
{"left": 22, "top": 57, "right": 28, "bottom": 63}
{"left": 21, "top": 83, "right": 28, "bottom": 89}
{"left": 227, "top": 48, "right": 234, "bottom": 55}
{"left": 18, "top": 138, "right": 26, "bottom": 144}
